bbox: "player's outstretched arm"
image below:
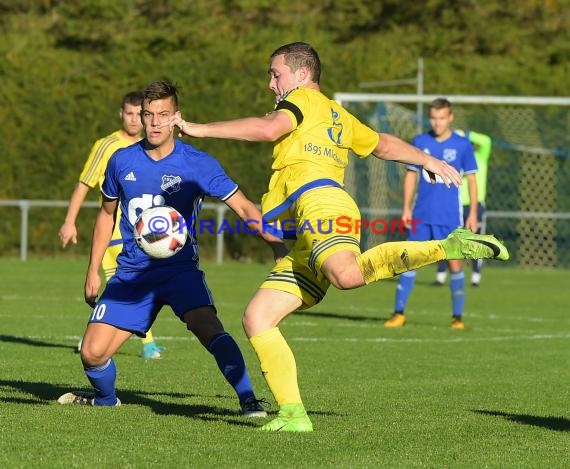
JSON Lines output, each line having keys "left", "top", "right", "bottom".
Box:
{"left": 373, "top": 133, "right": 461, "bottom": 188}
{"left": 59, "top": 182, "right": 91, "bottom": 247}
{"left": 224, "top": 190, "right": 288, "bottom": 262}
{"left": 84, "top": 199, "right": 116, "bottom": 307}
{"left": 162, "top": 111, "right": 294, "bottom": 142}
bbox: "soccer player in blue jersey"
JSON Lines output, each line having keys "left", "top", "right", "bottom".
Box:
{"left": 58, "top": 80, "right": 286, "bottom": 417}
{"left": 435, "top": 129, "right": 493, "bottom": 287}
{"left": 58, "top": 91, "right": 166, "bottom": 359}
{"left": 163, "top": 42, "right": 508, "bottom": 431}
{"left": 385, "top": 98, "right": 479, "bottom": 330}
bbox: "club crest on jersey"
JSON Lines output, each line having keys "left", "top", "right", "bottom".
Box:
{"left": 443, "top": 149, "right": 457, "bottom": 162}
{"left": 327, "top": 108, "right": 343, "bottom": 145}
{"left": 161, "top": 175, "right": 182, "bottom": 194}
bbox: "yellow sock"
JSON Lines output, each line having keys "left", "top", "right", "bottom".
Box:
{"left": 141, "top": 328, "right": 154, "bottom": 345}
{"left": 250, "top": 327, "right": 302, "bottom": 406}
{"left": 356, "top": 240, "right": 445, "bottom": 284}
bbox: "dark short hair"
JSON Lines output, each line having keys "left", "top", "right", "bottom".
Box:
{"left": 271, "top": 42, "right": 321, "bottom": 84}
{"left": 143, "top": 80, "right": 179, "bottom": 109}
{"left": 429, "top": 98, "right": 452, "bottom": 112}
{"left": 121, "top": 91, "right": 144, "bottom": 108}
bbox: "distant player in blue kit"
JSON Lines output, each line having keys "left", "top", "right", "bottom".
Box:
{"left": 385, "top": 98, "right": 478, "bottom": 330}
{"left": 58, "top": 80, "right": 287, "bottom": 416}
{"left": 435, "top": 129, "right": 493, "bottom": 287}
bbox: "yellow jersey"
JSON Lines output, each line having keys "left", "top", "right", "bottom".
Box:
{"left": 79, "top": 130, "right": 139, "bottom": 189}
{"left": 79, "top": 130, "right": 140, "bottom": 241}
{"left": 262, "top": 87, "right": 379, "bottom": 223}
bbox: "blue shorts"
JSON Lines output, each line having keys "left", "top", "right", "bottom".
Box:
{"left": 408, "top": 223, "right": 459, "bottom": 242}
{"left": 88, "top": 267, "right": 215, "bottom": 337}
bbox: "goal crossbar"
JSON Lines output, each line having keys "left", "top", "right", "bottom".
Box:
{"left": 334, "top": 93, "right": 570, "bottom": 106}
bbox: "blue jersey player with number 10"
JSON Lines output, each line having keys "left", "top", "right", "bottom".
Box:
{"left": 58, "top": 80, "right": 287, "bottom": 417}
{"left": 386, "top": 98, "right": 478, "bottom": 330}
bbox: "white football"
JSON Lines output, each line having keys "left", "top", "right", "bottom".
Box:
{"left": 133, "top": 205, "right": 188, "bottom": 259}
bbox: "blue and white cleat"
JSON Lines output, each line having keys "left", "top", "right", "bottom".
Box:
{"left": 141, "top": 342, "right": 166, "bottom": 359}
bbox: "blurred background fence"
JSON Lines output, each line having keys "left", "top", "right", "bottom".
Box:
{"left": 2, "top": 94, "right": 568, "bottom": 268}
{"left": 336, "top": 94, "right": 570, "bottom": 268}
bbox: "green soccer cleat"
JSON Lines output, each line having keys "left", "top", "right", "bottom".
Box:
{"left": 441, "top": 229, "right": 509, "bottom": 261}
{"left": 260, "top": 403, "right": 313, "bottom": 432}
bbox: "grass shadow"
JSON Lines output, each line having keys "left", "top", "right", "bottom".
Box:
{"left": 0, "top": 335, "right": 77, "bottom": 351}
{"left": 0, "top": 379, "right": 258, "bottom": 427}
{"left": 295, "top": 310, "right": 385, "bottom": 322}
{"left": 472, "top": 409, "right": 570, "bottom": 432}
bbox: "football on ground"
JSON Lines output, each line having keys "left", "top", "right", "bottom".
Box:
{"left": 133, "top": 205, "right": 188, "bottom": 258}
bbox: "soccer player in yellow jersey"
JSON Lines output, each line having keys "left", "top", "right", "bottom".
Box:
{"left": 58, "top": 91, "right": 165, "bottom": 359}
{"left": 164, "top": 42, "right": 509, "bottom": 431}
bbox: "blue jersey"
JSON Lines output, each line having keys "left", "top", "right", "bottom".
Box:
{"left": 408, "top": 131, "right": 477, "bottom": 226}
{"left": 102, "top": 139, "right": 238, "bottom": 272}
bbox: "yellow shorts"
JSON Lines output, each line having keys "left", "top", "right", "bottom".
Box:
{"left": 261, "top": 187, "right": 362, "bottom": 309}
{"left": 101, "top": 242, "right": 122, "bottom": 280}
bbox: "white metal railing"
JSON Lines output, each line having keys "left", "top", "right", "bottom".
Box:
{"left": 1, "top": 199, "right": 569, "bottom": 263}
{"left": 0, "top": 200, "right": 229, "bottom": 263}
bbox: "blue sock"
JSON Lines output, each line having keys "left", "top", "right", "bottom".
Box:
{"left": 450, "top": 271, "right": 465, "bottom": 317}
{"left": 208, "top": 332, "right": 255, "bottom": 405}
{"left": 436, "top": 260, "right": 447, "bottom": 273}
{"left": 394, "top": 270, "right": 417, "bottom": 313}
{"left": 85, "top": 358, "right": 118, "bottom": 406}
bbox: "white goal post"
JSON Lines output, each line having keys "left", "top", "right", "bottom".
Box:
{"left": 334, "top": 93, "right": 570, "bottom": 268}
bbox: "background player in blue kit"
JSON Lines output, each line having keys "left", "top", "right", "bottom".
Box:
{"left": 385, "top": 98, "right": 479, "bottom": 330}
{"left": 435, "top": 129, "right": 493, "bottom": 287}
{"left": 58, "top": 80, "right": 286, "bottom": 417}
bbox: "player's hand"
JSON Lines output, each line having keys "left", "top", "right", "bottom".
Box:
{"left": 58, "top": 223, "right": 78, "bottom": 248}
{"left": 423, "top": 157, "right": 461, "bottom": 188}
{"left": 401, "top": 208, "right": 413, "bottom": 229}
{"left": 464, "top": 213, "right": 479, "bottom": 232}
{"left": 84, "top": 271, "right": 102, "bottom": 308}
{"left": 161, "top": 112, "right": 206, "bottom": 138}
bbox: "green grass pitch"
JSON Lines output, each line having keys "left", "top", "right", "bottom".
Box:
{"left": 0, "top": 258, "right": 568, "bottom": 468}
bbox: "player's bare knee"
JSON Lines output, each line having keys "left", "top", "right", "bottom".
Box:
{"left": 80, "top": 347, "right": 110, "bottom": 367}
{"left": 326, "top": 267, "right": 362, "bottom": 290}
{"left": 329, "top": 274, "right": 354, "bottom": 290}
{"left": 322, "top": 252, "right": 363, "bottom": 289}
{"left": 243, "top": 304, "right": 280, "bottom": 338}
{"left": 242, "top": 308, "right": 260, "bottom": 338}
